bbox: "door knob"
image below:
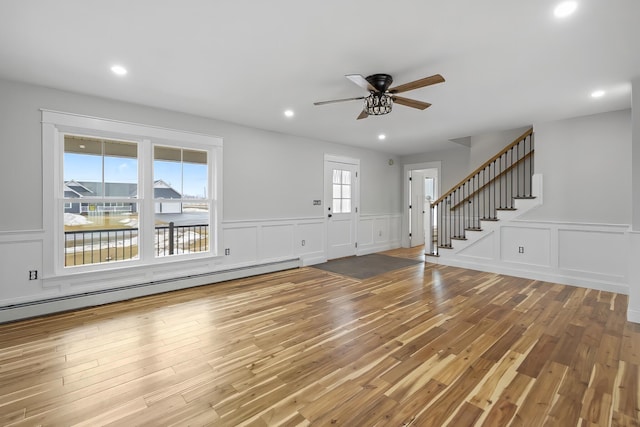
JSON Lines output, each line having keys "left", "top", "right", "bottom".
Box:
{"left": 328, "top": 214, "right": 332, "bottom": 218}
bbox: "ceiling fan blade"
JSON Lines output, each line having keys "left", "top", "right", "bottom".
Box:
{"left": 313, "top": 96, "right": 364, "bottom": 106}
{"left": 346, "top": 74, "right": 376, "bottom": 92}
{"left": 356, "top": 110, "right": 369, "bottom": 120}
{"left": 392, "top": 96, "right": 432, "bottom": 110}
{"left": 388, "top": 74, "right": 445, "bottom": 94}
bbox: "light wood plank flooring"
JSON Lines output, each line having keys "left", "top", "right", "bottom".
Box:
{"left": 1, "top": 247, "right": 639, "bottom": 426}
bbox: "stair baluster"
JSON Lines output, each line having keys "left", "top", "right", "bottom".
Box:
{"left": 428, "top": 128, "right": 534, "bottom": 256}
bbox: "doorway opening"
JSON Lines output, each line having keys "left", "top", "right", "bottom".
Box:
{"left": 402, "top": 162, "right": 441, "bottom": 251}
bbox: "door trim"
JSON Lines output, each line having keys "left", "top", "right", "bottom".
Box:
{"left": 402, "top": 161, "right": 441, "bottom": 248}
{"left": 324, "top": 154, "right": 360, "bottom": 259}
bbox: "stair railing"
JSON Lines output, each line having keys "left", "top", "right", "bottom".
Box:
{"left": 429, "top": 128, "right": 534, "bottom": 256}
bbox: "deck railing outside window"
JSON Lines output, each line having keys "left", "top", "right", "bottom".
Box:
{"left": 64, "top": 222, "right": 209, "bottom": 266}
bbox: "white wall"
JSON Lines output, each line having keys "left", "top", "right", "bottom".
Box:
{"left": 633, "top": 77, "right": 640, "bottom": 230}
{"left": 524, "top": 109, "right": 632, "bottom": 224}
{"left": 400, "top": 125, "right": 531, "bottom": 194}
{"left": 629, "top": 77, "right": 640, "bottom": 322}
{"left": 400, "top": 143, "right": 470, "bottom": 192}
{"left": 0, "top": 78, "right": 402, "bottom": 319}
{"left": 468, "top": 125, "right": 532, "bottom": 171}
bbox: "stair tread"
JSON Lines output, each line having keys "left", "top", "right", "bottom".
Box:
{"left": 496, "top": 207, "right": 517, "bottom": 211}
{"left": 451, "top": 237, "right": 467, "bottom": 241}
{"left": 465, "top": 228, "right": 483, "bottom": 232}
{"left": 513, "top": 196, "right": 536, "bottom": 199}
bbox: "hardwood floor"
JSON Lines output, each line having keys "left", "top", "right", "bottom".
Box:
{"left": 1, "top": 247, "right": 638, "bottom": 426}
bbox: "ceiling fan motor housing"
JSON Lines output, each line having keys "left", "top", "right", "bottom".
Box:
{"left": 365, "top": 74, "right": 394, "bottom": 93}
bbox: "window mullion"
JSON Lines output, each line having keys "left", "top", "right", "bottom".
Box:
{"left": 141, "top": 139, "right": 155, "bottom": 262}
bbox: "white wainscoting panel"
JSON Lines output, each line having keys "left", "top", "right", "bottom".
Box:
{"left": 222, "top": 217, "right": 325, "bottom": 267}
{"left": 295, "top": 222, "right": 325, "bottom": 265}
{"left": 0, "top": 231, "right": 51, "bottom": 301}
{"left": 358, "top": 219, "right": 374, "bottom": 247}
{"left": 373, "top": 217, "right": 390, "bottom": 245}
{"left": 357, "top": 214, "right": 402, "bottom": 255}
{"left": 457, "top": 232, "right": 495, "bottom": 260}
{"left": 261, "top": 224, "right": 295, "bottom": 262}
{"left": 436, "top": 219, "right": 630, "bottom": 295}
{"left": 222, "top": 226, "right": 258, "bottom": 267}
{"left": 558, "top": 229, "right": 627, "bottom": 279}
{"left": 500, "top": 226, "right": 551, "bottom": 267}
{"left": 627, "top": 231, "right": 640, "bottom": 323}
{"left": 390, "top": 215, "right": 402, "bottom": 243}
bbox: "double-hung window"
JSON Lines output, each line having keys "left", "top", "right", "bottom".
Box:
{"left": 63, "top": 135, "right": 140, "bottom": 266}
{"left": 42, "top": 111, "right": 222, "bottom": 276}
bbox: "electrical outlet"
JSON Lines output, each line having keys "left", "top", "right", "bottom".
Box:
{"left": 29, "top": 270, "right": 38, "bottom": 280}
{"left": 302, "top": 240, "right": 306, "bottom": 246}
{"left": 518, "top": 246, "right": 524, "bottom": 254}
{"left": 224, "top": 248, "right": 230, "bottom": 256}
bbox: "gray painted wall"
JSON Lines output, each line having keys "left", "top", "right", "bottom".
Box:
{"left": 399, "top": 144, "right": 470, "bottom": 193}
{"left": 524, "top": 109, "right": 632, "bottom": 224}
{"left": 401, "top": 112, "right": 632, "bottom": 226}
{"left": 468, "top": 126, "right": 532, "bottom": 171}
{"left": 0, "top": 78, "right": 402, "bottom": 232}
{"left": 632, "top": 78, "right": 640, "bottom": 230}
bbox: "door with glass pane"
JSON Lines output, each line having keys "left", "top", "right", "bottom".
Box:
{"left": 325, "top": 158, "right": 359, "bottom": 260}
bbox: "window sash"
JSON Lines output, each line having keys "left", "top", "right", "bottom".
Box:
{"left": 43, "top": 110, "right": 222, "bottom": 276}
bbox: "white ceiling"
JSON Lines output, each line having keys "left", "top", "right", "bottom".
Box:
{"left": 1, "top": 0, "right": 638, "bottom": 155}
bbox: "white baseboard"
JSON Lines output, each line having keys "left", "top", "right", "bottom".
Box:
{"left": 0, "top": 259, "right": 300, "bottom": 324}
{"left": 432, "top": 256, "right": 628, "bottom": 295}
{"left": 300, "top": 254, "right": 327, "bottom": 266}
{"left": 357, "top": 241, "right": 401, "bottom": 256}
{"left": 628, "top": 307, "right": 640, "bottom": 324}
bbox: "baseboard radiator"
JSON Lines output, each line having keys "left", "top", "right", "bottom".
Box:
{"left": 0, "top": 258, "right": 300, "bottom": 323}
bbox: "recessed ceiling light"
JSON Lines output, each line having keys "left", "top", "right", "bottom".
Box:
{"left": 284, "top": 110, "right": 294, "bottom": 118}
{"left": 79, "top": 144, "right": 85, "bottom": 149}
{"left": 378, "top": 134, "right": 386, "bottom": 140}
{"left": 554, "top": 1, "right": 577, "bottom": 18}
{"left": 591, "top": 90, "right": 605, "bottom": 98}
{"left": 111, "top": 65, "right": 127, "bottom": 76}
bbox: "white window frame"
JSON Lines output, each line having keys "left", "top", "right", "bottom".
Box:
{"left": 42, "top": 110, "right": 223, "bottom": 279}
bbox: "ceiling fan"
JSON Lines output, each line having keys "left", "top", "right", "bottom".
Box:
{"left": 313, "top": 73, "right": 445, "bottom": 120}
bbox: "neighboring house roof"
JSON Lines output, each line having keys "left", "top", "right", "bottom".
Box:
{"left": 63, "top": 183, "right": 83, "bottom": 199}
{"left": 153, "top": 180, "right": 181, "bottom": 199}
{"left": 65, "top": 180, "right": 93, "bottom": 197}
{"left": 64, "top": 180, "right": 181, "bottom": 199}
{"left": 154, "top": 188, "right": 181, "bottom": 199}
{"left": 64, "top": 190, "right": 81, "bottom": 199}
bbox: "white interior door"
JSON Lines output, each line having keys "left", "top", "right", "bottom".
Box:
{"left": 325, "top": 158, "right": 359, "bottom": 260}
{"left": 410, "top": 171, "right": 425, "bottom": 247}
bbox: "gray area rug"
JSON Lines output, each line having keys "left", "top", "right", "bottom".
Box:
{"left": 311, "top": 253, "right": 423, "bottom": 280}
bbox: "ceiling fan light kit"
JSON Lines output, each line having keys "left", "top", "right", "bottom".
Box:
{"left": 314, "top": 72, "right": 445, "bottom": 120}
{"left": 364, "top": 93, "right": 393, "bottom": 115}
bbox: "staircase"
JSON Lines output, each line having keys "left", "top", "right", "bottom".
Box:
{"left": 427, "top": 128, "right": 537, "bottom": 256}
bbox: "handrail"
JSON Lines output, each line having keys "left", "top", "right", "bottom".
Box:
{"left": 431, "top": 127, "right": 533, "bottom": 206}
{"left": 449, "top": 151, "right": 534, "bottom": 210}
